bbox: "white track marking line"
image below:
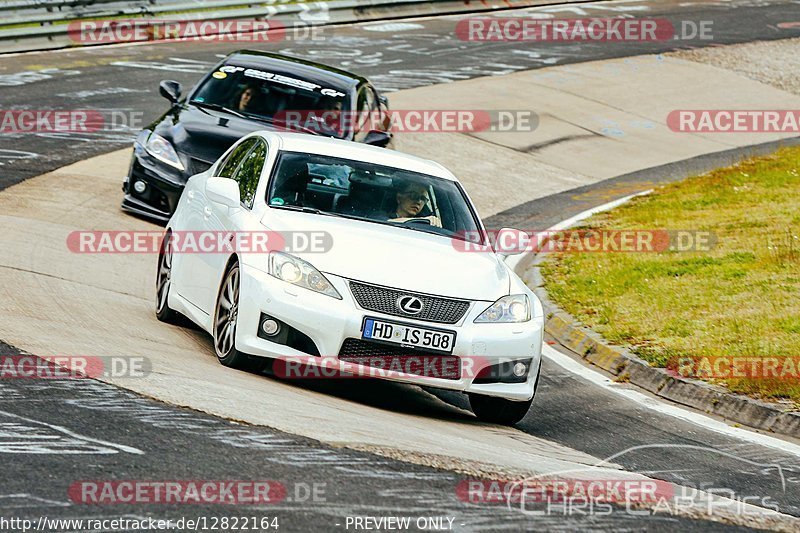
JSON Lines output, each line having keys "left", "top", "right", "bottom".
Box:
{"left": 0, "top": 409, "right": 144, "bottom": 455}
{"left": 548, "top": 190, "right": 653, "bottom": 231}
{"left": 543, "top": 344, "right": 800, "bottom": 456}
{"left": 505, "top": 190, "right": 652, "bottom": 271}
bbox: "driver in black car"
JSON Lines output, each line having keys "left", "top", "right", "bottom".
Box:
{"left": 387, "top": 181, "right": 442, "bottom": 227}
{"left": 233, "top": 83, "right": 261, "bottom": 112}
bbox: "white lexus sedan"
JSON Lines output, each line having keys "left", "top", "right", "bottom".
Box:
{"left": 157, "top": 131, "right": 543, "bottom": 425}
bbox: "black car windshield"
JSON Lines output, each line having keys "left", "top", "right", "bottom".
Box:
{"left": 190, "top": 63, "right": 350, "bottom": 138}
{"left": 267, "top": 152, "right": 484, "bottom": 242}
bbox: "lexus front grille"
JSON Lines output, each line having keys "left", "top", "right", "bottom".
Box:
{"left": 349, "top": 281, "right": 470, "bottom": 324}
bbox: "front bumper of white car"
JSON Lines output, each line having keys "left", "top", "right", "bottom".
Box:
{"left": 235, "top": 264, "right": 543, "bottom": 401}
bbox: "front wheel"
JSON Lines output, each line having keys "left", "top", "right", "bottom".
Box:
{"left": 213, "top": 262, "right": 263, "bottom": 371}
{"left": 155, "top": 233, "right": 179, "bottom": 324}
{"left": 468, "top": 394, "right": 533, "bottom": 426}
{"left": 469, "top": 359, "right": 541, "bottom": 425}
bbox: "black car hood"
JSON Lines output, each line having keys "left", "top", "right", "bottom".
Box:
{"left": 151, "top": 104, "right": 301, "bottom": 169}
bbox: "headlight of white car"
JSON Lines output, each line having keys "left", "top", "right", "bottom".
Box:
{"left": 139, "top": 131, "right": 184, "bottom": 171}
{"left": 268, "top": 252, "right": 341, "bottom": 299}
{"left": 474, "top": 294, "right": 530, "bottom": 323}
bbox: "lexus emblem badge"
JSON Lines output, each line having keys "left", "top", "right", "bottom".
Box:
{"left": 396, "top": 295, "right": 423, "bottom": 315}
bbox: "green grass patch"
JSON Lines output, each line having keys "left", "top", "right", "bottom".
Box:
{"left": 541, "top": 146, "right": 800, "bottom": 406}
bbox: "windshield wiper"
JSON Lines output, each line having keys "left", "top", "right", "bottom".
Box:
{"left": 271, "top": 204, "right": 326, "bottom": 215}
{"left": 191, "top": 103, "right": 331, "bottom": 136}
{"left": 402, "top": 218, "right": 433, "bottom": 225}
{"left": 273, "top": 204, "right": 383, "bottom": 223}
{"left": 190, "top": 101, "right": 246, "bottom": 119}
{"left": 387, "top": 219, "right": 454, "bottom": 238}
{"left": 245, "top": 114, "right": 337, "bottom": 137}
{"left": 273, "top": 205, "right": 455, "bottom": 237}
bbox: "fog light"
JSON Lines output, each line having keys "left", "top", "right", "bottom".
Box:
{"left": 513, "top": 362, "right": 527, "bottom": 377}
{"left": 133, "top": 180, "right": 147, "bottom": 193}
{"left": 261, "top": 319, "right": 280, "bottom": 336}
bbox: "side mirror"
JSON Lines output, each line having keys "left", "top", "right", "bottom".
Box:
{"left": 363, "top": 130, "right": 392, "bottom": 147}
{"left": 206, "top": 177, "right": 240, "bottom": 208}
{"left": 159, "top": 80, "right": 182, "bottom": 104}
{"left": 494, "top": 228, "right": 530, "bottom": 257}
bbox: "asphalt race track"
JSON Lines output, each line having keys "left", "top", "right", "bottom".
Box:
{"left": 0, "top": 341, "right": 757, "bottom": 532}
{"left": 1, "top": 0, "right": 800, "bottom": 531}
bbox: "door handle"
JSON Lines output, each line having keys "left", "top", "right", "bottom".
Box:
{"left": 186, "top": 190, "right": 195, "bottom": 203}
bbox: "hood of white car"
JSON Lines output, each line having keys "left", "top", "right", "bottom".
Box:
{"left": 262, "top": 209, "right": 509, "bottom": 301}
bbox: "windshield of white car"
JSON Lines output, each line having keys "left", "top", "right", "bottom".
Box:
{"left": 267, "top": 152, "right": 484, "bottom": 242}
{"left": 190, "top": 63, "right": 349, "bottom": 138}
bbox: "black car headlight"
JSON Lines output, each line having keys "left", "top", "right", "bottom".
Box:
{"left": 137, "top": 130, "right": 184, "bottom": 171}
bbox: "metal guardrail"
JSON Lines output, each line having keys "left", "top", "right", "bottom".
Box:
{"left": 0, "top": 0, "right": 328, "bottom": 47}
{"left": 0, "top": 1, "right": 296, "bottom": 25}
{"left": 0, "top": 0, "right": 589, "bottom": 53}
{"left": 0, "top": 0, "right": 127, "bottom": 11}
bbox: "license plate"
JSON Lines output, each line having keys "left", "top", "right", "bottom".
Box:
{"left": 361, "top": 317, "right": 456, "bottom": 354}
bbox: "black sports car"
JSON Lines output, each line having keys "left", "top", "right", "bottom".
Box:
{"left": 122, "top": 50, "right": 393, "bottom": 223}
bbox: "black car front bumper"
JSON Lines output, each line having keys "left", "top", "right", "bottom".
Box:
{"left": 121, "top": 145, "right": 213, "bottom": 224}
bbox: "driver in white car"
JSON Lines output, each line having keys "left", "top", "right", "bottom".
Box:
{"left": 387, "top": 181, "right": 442, "bottom": 227}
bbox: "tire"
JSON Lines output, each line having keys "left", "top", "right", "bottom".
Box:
{"left": 468, "top": 394, "right": 533, "bottom": 426}
{"left": 155, "top": 233, "right": 180, "bottom": 324}
{"left": 469, "top": 358, "right": 542, "bottom": 426}
{"left": 213, "top": 262, "right": 261, "bottom": 371}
